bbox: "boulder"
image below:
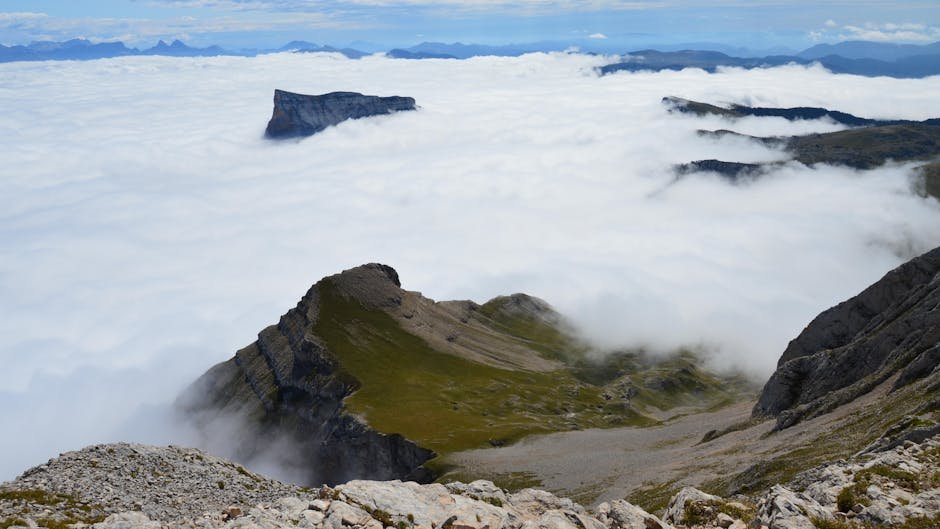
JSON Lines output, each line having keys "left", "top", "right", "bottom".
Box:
{"left": 598, "top": 500, "right": 674, "bottom": 529}
{"left": 662, "top": 487, "right": 721, "bottom": 526}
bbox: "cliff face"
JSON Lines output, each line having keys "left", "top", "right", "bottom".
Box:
{"left": 264, "top": 90, "right": 416, "bottom": 138}
{"left": 178, "top": 264, "right": 434, "bottom": 486}
{"left": 753, "top": 246, "right": 940, "bottom": 429}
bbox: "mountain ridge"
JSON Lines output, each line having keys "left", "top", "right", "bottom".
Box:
{"left": 178, "top": 263, "right": 752, "bottom": 487}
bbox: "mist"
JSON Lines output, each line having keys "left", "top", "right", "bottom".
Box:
{"left": 1, "top": 52, "right": 939, "bottom": 481}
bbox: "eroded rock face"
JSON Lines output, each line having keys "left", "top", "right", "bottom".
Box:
{"left": 264, "top": 90, "right": 416, "bottom": 138}
{"left": 178, "top": 263, "right": 434, "bottom": 486}
{"left": 753, "top": 246, "right": 940, "bottom": 429}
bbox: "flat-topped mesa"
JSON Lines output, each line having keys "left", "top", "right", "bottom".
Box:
{"left": 264, "top": 90, "right": 416, "bottom": 139}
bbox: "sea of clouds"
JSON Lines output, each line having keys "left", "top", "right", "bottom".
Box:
{"left": 1, "top": 51, "right": 939, "bottom": 480}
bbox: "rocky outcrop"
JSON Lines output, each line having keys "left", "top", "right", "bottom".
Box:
{"left": 667, "top": 97, "right": 940, "bottom": 182}
{"left": 753, "top": 246, "right": 940, "bottom": 429}
{"left": 662, "top": 96, "right": 906, "bottom": 127}
{"left": 674, "top": 160, "right": 765, "bottom": 182}
{"left": 264, "top": 90, "right": 416, "bottom": 138}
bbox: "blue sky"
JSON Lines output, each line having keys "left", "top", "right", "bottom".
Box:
{"left": 1, "top": 1, "right": 939, "bottom": 52}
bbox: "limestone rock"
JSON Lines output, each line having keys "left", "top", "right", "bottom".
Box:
{"left": 756, "top": 485, "right": 830, "bottom": 529}
{"left": 598, "top": 500, "right": 673, "bottom": 529}
{"left": 662, "top": 487, "right": 721, "bottom": 526}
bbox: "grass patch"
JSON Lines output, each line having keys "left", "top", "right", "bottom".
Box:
{"left": 855, "top": 465, "right": 919, "bottom": 490}
{"left": 0, "top": 489, "right": 66, "bottom": 505}
{"left": 836, "top": 482, "right": 869, "bottom": 513}
{"left": 0, "top": 488, "right": 106, "bottom": 529}
{"left": 626, "top": 479, "right": 679, "bottom": 515}
{"left": 898, "top": 514, "right": 940, "bottom": 529}
{"left": 476, "top": 296, "right": 586, "bottom": 363}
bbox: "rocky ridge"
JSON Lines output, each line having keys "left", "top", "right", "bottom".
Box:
{"left": 2, "top": 435, "right": 939, "bottom": 529}
{"left": 754, "top": 246, "right": 940, "bottom": 430}
{"left": 664, "top": 97, "right": 940, "bottom": 196}
{"left": 264, "top": 90, "right": 416, "bottom": 139}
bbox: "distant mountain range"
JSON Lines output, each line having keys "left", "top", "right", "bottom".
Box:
{"left": 2, "top": 37, "right": 939, "bottom": 79}
{"left": 600, "top": 46, "right": 940, "bottom": 78}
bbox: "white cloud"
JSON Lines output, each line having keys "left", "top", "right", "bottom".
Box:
{"left": 589, "top": 32, "right": 608, "bottom": 39}
{"left": 840, "top": 22, "right": 940, "bottom": 43}
{"left": 0, "top": 53, "right": 939, "bottom": 480}
{"left": 0, "top": 10, "right": 353, "bottom": 46}
{"left": 824, "top": 19, "right": 837, "bottom": 28}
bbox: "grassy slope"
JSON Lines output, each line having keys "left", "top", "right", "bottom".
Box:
{"left": 789, "top": 124, "right": 940, "bottom": 169}
{"left": 313, "top": 280, "right": 749, "bottom": 471}
{"left": 314, "top": 281, "right": 655, "bottom": 457}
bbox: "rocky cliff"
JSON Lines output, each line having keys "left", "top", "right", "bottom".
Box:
{"left": 264, "top": 90, "right": 416, "bottom": 138}
{"left": 753, "top": 246, "right": 940, "bottom": 429}
{"left": 178, "top": 264, "right": 434, "bottom": 485}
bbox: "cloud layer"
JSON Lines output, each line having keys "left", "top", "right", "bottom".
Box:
{"left": 1, "top": 52, "right": 939, "bottom": 480}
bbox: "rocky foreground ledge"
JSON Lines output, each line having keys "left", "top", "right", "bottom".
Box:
{"left": 2, "top": 436, "right": 940, "bottom": 529}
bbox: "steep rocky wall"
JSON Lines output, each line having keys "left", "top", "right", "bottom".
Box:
{"left": 753, "top": 246, "right": 940, "bottom": 428}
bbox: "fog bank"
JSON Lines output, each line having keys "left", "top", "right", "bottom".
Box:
{"left": 1, "top": 52, "right": 939, "bottom": 480}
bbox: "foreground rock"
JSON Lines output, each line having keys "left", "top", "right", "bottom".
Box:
{"left": 264, "top": 90, "right": 416, "bottom": 138}
{"left": 754, "top": 245, "right": 940, "bottom": 430}
{"left": 2, "top": 436, "right": 939, "bottom": 529}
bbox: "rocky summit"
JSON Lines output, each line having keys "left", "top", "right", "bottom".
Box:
{"left": 264, "top": 90, "right": 416, "bottom": 138}
{"left": 2, "top": 435, "right": 939, "bottom": 529}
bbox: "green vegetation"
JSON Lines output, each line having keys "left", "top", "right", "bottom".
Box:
{"left": 855, "top": 465, "right": 919, "bottom": 490}
{"left": 0, "top": 489, "right": 64, "bottom": 504}
{"left": 476, "top": 296, "right": 585, "bottom": 362}
{"left": 626, "top": 480, "right": 680, "bottom": 515}
{"left": 315, "top": 281, "right": 656, "bottom": 455}
{"left": 0, "top": 518, "right": 27, "bottom": 529}
{"left": 678, "top": 498, "right": 755, "bottom": 526}
{"left": 362, "top": 506, "right": 393, "bottom": 526}
{"left": 898, "top": 514, "right": 940, "bottom": 529}
{"left": 713, "top": 377, "right": 940, "bottom": 497}
{"left": 836, "top": 482, "right": 869, "bottom": 513}
{"left": 0, "top": 488, "right": 105, "bottom": 529}
{"left": 811, "top": 515, "right": 940, "bottom": 529}
{"left": 315, "top": 278, "right": 750, "bottom": 460}
{"left": 790, "top": 124, "right": 940, "bottom": 170}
